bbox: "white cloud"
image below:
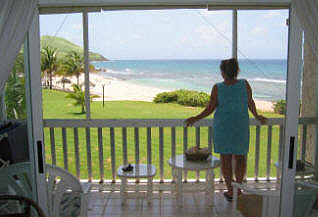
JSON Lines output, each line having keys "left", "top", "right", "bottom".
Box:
{"left": 196, "top": 21, "right": 231, "bottom": 44}
{"left": 263, "top": 11, "right": 281, "bottom": 18}
{"left": 251, "top": 26, "right": 267, "bottom": 35}
{"left": 58, "top": 31, "right": 82, "bottom": 46}
{"left": 176, "top": 35, "right": 191, "bottom": 48}
{"left": 197, "top": 25, "right": 218, "bottom": 43}
{"left": 132, "top": 34, "right": 143, "bottom": 40}
{"left": 72, "top": 23, "right": 82, "bottom": 31}
{"left": 198, "top": 10, "right": 213, "bottom": 17}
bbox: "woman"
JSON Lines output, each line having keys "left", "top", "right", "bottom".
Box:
{"left": 185, "top": 58, "right": 267, "bottom": 201}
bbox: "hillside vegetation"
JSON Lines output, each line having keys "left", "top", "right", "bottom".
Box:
{"left": 41, "top": 35, "right": 108, "bottom": 61}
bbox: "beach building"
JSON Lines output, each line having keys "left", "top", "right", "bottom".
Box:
{"left": 1, "top": 0, "right": 318, "bottom": 217}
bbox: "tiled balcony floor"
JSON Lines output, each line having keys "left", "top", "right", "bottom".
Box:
{"left": 86, "top": 191, "right": 239, "bottom": 217}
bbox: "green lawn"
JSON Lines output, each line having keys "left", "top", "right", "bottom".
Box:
{"left": 43, "top": 89, "right": 284, "bottom": 180}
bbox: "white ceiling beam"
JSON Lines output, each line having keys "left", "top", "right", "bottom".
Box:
{"left": 38, "top": 0, "right": 290, "bottom": 14}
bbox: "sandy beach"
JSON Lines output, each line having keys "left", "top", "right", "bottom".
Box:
{"left": 50, "top": 72, "right": 274, "bottom": 112}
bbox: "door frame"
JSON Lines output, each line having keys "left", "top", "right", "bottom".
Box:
{"left": 24, "top": 8, "right": 48, "bottom": 215}
{"left": 279, "top": 3, "right": 303, "bottom": 217}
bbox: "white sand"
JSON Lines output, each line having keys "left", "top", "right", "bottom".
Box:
{"left": 52, "top": 73, "right": 169, "bottom": 102}
{"left": 51, "top": 72, "right": 274, "bottom": 112}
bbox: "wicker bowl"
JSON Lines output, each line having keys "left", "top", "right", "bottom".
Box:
{"left": 185, "top": 147, "right": 211, "bottom": 161}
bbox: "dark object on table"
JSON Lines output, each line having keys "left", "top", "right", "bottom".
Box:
{"left": 185, "top": 147, "right": 211, "bottom": 161}
{"left": 122, "top": 164, "right": 134, "bottom": 172}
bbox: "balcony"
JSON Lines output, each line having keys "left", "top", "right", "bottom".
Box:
{"left": 43, "top": 117, "right": 318, "bottom": 216}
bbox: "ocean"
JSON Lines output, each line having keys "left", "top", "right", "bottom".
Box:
{"left": 92, "top": 59, "right": 287, "bottom": 102}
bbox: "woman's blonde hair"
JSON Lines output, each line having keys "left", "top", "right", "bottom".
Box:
{"left": 220, "top": 58, "right": 240, "bottom": 80}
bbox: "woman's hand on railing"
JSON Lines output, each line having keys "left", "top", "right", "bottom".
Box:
{"left": 256, "top": 115, "right": 268, "bottom": 125}
{"left": 185, "top": 116, "right": 197, "bottom": 127}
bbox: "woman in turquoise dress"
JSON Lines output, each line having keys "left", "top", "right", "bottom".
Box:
{"left": 185, "top": 58, "right": 266, "bottom": 201}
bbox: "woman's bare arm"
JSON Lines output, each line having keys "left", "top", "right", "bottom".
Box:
{"left": 185, "top": 84, "right": 218, "bottom": 126}
{"left": 246, "top": 80, "right": 267, "bottom": 124}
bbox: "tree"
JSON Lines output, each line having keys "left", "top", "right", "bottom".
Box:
{"left": 41, "top": 46, "right": 58, "bottom": 89}
{"left": 63, "top": 51, "right": 83, "bottom": 85}
{"left": 55, "top": 59, "right": 72, "bottom": 90}
{"left": 5, "top": 52, "right": 26, "bottom": 120}
{"left": 65, "top": 84, "right": 98, "bottom": 113}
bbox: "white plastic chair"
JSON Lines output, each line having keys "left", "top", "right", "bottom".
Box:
{"left": 46, "top": 164, "right": 88, "bottom": 217}
{"left": 0, "top": 163, "right": 88, "bottom": 217}
{"left": 0, "top": 162, "right": 32, "bottom": 197}
{"left": 232, "top": 181, "right": 318, "bottom": 217}
{"left": 0, "top": 162, "right": 35, "bottom": 216}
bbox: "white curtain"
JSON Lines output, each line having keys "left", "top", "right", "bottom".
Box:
{"left": 293, "top": 0, "right": 318, "bottom": 61}
{"left": 0, "top": 0, "right": 37, "bottom": 91}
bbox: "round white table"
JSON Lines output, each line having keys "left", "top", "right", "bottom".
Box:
{"left": 117, "top": 164, "right": 156, "bottom": 205}
{"left": 168, "top": 154, "right": 221, "bottom": 206}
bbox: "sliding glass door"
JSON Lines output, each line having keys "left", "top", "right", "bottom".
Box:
{"left": 24, "top": 8, "right": 48, "bottom": 215}
{"left": 279, "top": 4, "right": 305, "bottom": 217}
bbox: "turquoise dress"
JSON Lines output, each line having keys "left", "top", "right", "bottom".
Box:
{"left": 213, "top": 79, "right": 249, "bottom": 155}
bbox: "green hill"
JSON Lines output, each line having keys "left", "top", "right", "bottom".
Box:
{"left": 41, "top": 35, "right": 108, "bottom": 61}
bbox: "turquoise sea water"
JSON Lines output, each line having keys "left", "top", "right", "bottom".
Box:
{"left": 92, "top": 59, "right": 287, "bottom": 101}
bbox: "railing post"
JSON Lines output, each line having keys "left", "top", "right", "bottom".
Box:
{"left": 183, "top": 127, "right": 188, "bottom": 182}
{"left": 277, "top": 125, "right": 284, "bottom": 180}
{"left": 74, "top": 128, "right": 80, "bottom": 179}
{"left": 98, "top": 128, "right": 104, "bottom": 183}
{"left": 266, "top": 125, "right": 272, "bottom": 180}
{"left": 110, "top": 127, "right": 116, "bottom": 183}
{"left": 86, "top": 127, "right": 92, "bottom": 182}
{"left": 147, "top": 127, "right": 152, "bottom": 166}
{"left": 122, "top": 127, "right": 128, "bottom": 165}
{"left": 171, "top": 127, "right": 176, "bottom": 183}
{"left": 208, "top": 126, "right": 213, "bottom": 153}
{"left": 62, "top": 127, "right": 68, "bottom": 171}
{"left": 134, "top": 127, "right": 140, "bottom": 183}
{"left": 196, "top": 127, "right": 200, "bottom": 182}
{"left": 254, "top": 126, "right": 261, "bottom": 181}
{"left": 49, "top": 128, "right": 56, "bottom": 165}
{"left": 159, "top": 127, "right": 164, "bottom": 183}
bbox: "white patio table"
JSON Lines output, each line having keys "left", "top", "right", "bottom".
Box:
{"left": 168, "top": 154, "right": 221, "bottom": 207}
{"left": 117, "top": 164, "right": 156, "bottom": 205}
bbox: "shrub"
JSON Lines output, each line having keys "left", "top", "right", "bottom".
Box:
{"left": 153, "top": 89, "right": 210, "bottom": 107}
{"left": 273, "top": 100, "right": 286, "bottom": 114}
{"left": 153, "top": 91, "right": 178, "bottom": 103}
{"left": 176, "top": 90, "right": 209, "bottom": 107}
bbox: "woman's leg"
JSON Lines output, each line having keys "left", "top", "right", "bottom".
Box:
{"left": 221, "top": 154, "right": 233, "bottom": 195}
{"left": 234, "top": 154, "right": 247, "bottom": 184}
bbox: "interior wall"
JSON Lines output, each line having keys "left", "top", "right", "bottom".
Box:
{"left": 301, "top": 39, "right": 318, "bottom": 164}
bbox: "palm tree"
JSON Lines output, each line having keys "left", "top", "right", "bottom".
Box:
{"left": 55, "top": 59, "right": 72, "bottom": 90}
{"left": 65, "top": 84, "right": 98, "bottom": 113}
{"left": 63, "top": 51, "right": 83, "bottom": 85}
{"left": 41, "top": 46, "right": 57, "bottom": 89}
{"left": 3, "top": 51, "right": 26, "bottom": 120}
{"left": 66, "top": 84, "right": 85, "bottom": 113}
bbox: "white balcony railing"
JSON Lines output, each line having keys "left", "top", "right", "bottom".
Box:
{"left": 43, "top": 117, "right": 318, "bottom": 183}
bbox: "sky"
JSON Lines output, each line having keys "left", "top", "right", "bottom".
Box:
{"left": 40, "top": 9, "right": 289, "bottom": 60}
